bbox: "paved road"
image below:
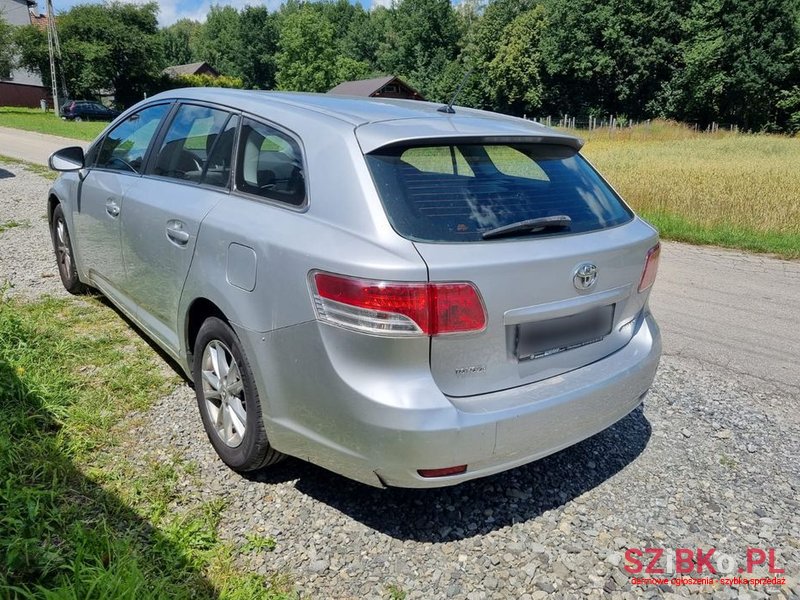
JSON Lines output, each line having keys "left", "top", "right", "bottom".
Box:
{"left": 651, "top": 242, "right": 800, "bottom": 393}
{"left": 0, "top": 126, "right": 85, "bottom": 165}
{"left": 2, "top": 126, "right": 798, "bottom": 392}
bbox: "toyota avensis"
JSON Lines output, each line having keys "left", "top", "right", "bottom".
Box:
{"left": 47, "top": 89, "right": 661, "bottom": 488}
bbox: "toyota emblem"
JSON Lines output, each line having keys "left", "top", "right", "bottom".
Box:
{"left": 573, "top": 263, "right": 598, "bottom": 290}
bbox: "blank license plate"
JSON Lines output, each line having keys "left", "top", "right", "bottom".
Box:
{"left": 515, "top": 304, "right": 615, "bottom": 360}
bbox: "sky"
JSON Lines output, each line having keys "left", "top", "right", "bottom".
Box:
{"left": 43, "top": 0, "right": 384, "bottom": 25}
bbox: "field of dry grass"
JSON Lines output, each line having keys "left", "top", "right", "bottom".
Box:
{"left": 578, "top": 121, "right": 800, "bottom": 258}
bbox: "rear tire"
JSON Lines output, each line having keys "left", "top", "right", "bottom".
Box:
{"left": 50, "top": 204, "right": 87, "bottom": 295}
{"left": 193, "top": 317, "right": 283, "bottom": 472}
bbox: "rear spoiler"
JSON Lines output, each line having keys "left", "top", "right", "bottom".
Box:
{"left": 362, "top": 135, "right": 584, "bottom": 156}
{"left": 356, "top": 116, "right": 584, "bottom": 154}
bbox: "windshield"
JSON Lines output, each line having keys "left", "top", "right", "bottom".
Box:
{"left": 366, "top": 143, "right": 633, "bottom": 242}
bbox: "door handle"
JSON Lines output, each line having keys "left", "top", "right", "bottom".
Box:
{"left": 166, "top": 220, "right": 190, "bottom": 245}
{"left": 105, "top": 199, "right": 120, "bottom": 218}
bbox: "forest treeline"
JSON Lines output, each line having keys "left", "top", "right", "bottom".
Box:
{"left": 4, "top": 0, "right": 800, "bottom": 132}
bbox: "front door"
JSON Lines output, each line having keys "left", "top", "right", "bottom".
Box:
{"left": 73, "top": 103, "right": 171, "bottom": 307}
{"left": 121, "top": 104, "right": 239, "bottom": 353}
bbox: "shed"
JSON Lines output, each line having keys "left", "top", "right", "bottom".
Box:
{"left": 327, "top": 75, "right": 425, "bottom": 101}
{"left": 163, "top": 61, "right": 220, "bottom": 79}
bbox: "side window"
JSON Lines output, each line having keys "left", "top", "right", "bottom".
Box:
{"left": 96, "top": 104, "right": 170, "bottom": 174}
{"left": 235, "top": 118, "right": 306, "bottom": 206}
{"left": 484, "top": 145, "right": 548, "bottom": 181}
{"left": 151, "top": 104, "right": 233, "bottom": 186}
{"left": 401, "top": 146, "right": 474, "bottom": 177}
{"left": 202, "top": 115, "right": 239, "bottom": 188}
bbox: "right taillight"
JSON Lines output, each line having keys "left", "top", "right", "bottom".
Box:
{"left": 638, "top": 243, "right": 661, "bottom": 292}
{"left": 309, "top": 271, "right": 486, "bottom": 337}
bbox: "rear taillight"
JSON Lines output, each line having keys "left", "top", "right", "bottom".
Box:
{"left": 638, "top": 243, "right": 660, "bottom": 292}
{"left": 310, "top": 271, "right": 486, "bottom": 336}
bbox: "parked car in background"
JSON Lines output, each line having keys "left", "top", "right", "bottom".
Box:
{"left": 60, "top": 100, "right": 121, "bottom": 122}
{"left": 45, "top": 89, "right": 661, "bottom": 488}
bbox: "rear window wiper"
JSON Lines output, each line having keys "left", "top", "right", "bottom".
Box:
{"left": 481, "top": 215, "right": 572, "bottom": 240}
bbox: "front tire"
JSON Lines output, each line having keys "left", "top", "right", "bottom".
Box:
{"left": 193, "top": 317, "right": 283, "bottom": 472}
{"left": 50, "top": 204, "right": 86, "bottom": 294}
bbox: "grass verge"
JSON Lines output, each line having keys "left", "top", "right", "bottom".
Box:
{"left": 0, "top": 295, "right": 295, "bottom": 599}
{"left": 641, "top": 211, "right": 800, "bottom": 259}
{"left": 0, "top": 107, "right": 106, "bottom": 142}
{"left": 0, "top": 154, "right": 57, "bottom": 180}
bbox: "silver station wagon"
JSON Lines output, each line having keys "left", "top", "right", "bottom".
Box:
{"left": 48, "top": 89, "right": 661, "bottom": 488}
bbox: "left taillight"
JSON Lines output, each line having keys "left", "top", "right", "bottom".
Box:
{"left": 638, "top": 243, "right": 661, "bottom": 292}
{"left": 309, "top": 271, "right": 486, "bottom": 337}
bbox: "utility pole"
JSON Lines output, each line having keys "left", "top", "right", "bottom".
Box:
{"left": 45, "top": 0, "right": 62, "bottom": 116}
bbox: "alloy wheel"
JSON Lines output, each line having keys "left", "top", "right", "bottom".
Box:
{"left": 55, "top": 217, "right": 72, "bottom": 279}
{"left": 201, "top": 340, "right": 247, "bottom": 447}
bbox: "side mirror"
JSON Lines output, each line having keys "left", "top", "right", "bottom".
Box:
{"left": 49, "top": 146, "right": 85, "bottom": 171}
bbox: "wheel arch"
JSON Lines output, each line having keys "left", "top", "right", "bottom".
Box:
{"left": 48, "top": 193, "right": 60, "bottom": 226}
{"left": 185, "top": 297, "right": 231, "bottom": 367}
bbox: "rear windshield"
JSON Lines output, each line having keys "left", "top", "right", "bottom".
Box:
{"left": 366, "top": 143, "right": 632, "bottom": 242}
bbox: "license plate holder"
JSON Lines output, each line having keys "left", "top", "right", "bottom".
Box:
{"left": 515, "top": 304, "right": 615, "bottom": 360}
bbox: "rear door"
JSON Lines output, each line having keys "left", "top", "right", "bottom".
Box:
{"left": 120, "top": 103, "right": 238, "bottom": 352}
{"left": 365, "top": 141, "right": 659, "bottom": 397}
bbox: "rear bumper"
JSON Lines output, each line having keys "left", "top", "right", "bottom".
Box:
{"left": 239, "top": 311, "right": 661, "bottom": 488}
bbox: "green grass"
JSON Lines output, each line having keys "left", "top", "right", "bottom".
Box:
{"left": 242, "top": 534, "right": 277, "bottom": 554}
{"left": 0, "top": 295, "right": 295, "bottom": 599}
{"left": 386, "top": 583, "right": 407, "bottom": 600}
{"left": 0, "top": 219, "right": 29, "bottom": 234}
{"left": 0, "top": 107, "right": 106, "bottom": 142}
{"left": 0, "top": 154, "right": 57, "bottom": 180}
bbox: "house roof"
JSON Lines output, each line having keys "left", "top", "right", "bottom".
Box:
{"left": 328, "top": 75, "right": 396, "bottom": 97}
{"left": 163, "top": 61, "right": 219, "bottom": 78}
{"left": 327, "top": 75, "right": 424, "bottom": 100}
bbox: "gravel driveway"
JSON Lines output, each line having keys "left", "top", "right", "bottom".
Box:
{"left": 2, "top": 160, "right": 798, "bottom": 599}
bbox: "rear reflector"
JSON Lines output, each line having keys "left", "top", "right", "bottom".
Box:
{"left": 418, "top": 465, "right": 468, "bottom": 478}
{"left": 638, "top": 243, "right": 661, "bottom": 292}
{"left": 310, "top": 271, "right": 486, "bottom": 337}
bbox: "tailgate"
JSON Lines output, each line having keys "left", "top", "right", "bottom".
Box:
{"left": 415, "top": 218, "right": 659, "bottom": 397}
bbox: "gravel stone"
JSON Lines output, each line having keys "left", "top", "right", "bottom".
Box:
{"left": 4, "top": 162, "right": 798, "bottom": 599}
{"left": 0, "top": 164, "right": 66, "bottom": 299}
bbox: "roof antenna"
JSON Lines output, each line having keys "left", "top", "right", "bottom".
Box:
{"left": 438, "top": 68, "right": 473, "bottom": 114}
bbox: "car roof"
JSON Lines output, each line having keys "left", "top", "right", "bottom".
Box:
{"left": 147, "top": 88, "right": 583, "bottom": 153}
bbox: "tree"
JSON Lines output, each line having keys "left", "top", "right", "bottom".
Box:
{"left": 450, "top": 0, "right": 536, "bottom": 111}
{"left": 0, "top": 15, "right": 14, "bottom": 79}
{"left": 342, "top": 5, "right": 391, "bottom": 69}
{"left": 488, "top": 7, "right": 546, "bottom": 115}
{"left": 539, "top": 0, "right": 687, "bottom": 119}
{"left": 160, "top": 19, "right": 202, "bottom": 68}
{"left": 238, "top": 6, "right": 279, "bottom": 89}
{"left": 667, "top": 0, "right": 800, "bottom": 130}
{"left": 377, "top": 0, "right": 460, "bottom": 100}
{"left": 275, "top": 5, "right": 370, "bottom": 92}
{"left": 194, "top": 6, "right": 242, "bottom": 80}
{"left": 776, "top": 86, "right": 800, "bottom": 133}
{"left": 52, "top": 2, "right": 163, "bottom": 106}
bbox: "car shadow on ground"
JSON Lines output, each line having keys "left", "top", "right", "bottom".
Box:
{"left": 0, "top": 168, "right": 15, "bottom": 179}
{"left": 246, "top": 406, "right": 651, "bottom": 543}
{"left": 0, "top": 355, "right": 218, "bottom": 596}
